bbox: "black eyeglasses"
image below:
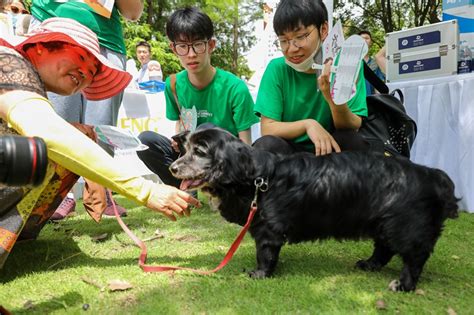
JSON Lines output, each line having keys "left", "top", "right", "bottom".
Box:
{"left": 173, "top": 40, "right": 209, "bottom": 56}
{"left": 276, "top": 28, "right": 317, "bottom": 51}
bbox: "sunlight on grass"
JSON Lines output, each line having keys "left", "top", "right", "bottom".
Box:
{"left": 1, "top": 196, "right": 473, "bottom": 314}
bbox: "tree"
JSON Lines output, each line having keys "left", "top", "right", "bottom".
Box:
{"left": 204, "top": 0, "right": 263, "bottom": 77}
{"left": 334, "top": 0, "right": 442, "bottom": 52}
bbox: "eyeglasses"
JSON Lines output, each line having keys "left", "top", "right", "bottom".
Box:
{"left": 173, "top": 40, "right": 209, "bottom": 56}
{"left": 276, "top": 28, "right": 317, "bottom": 51}
{"left": 8, "top": 5, "right": 29, "bottom": 14}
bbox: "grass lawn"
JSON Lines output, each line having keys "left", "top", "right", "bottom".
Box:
{"left": 1, "top": 195, "right": 473, "bottom": 314}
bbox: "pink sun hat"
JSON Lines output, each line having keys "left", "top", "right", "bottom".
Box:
{"left": 16, "top": 17, "right": 132, "bottom": 101}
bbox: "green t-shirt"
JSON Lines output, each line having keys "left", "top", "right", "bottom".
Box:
{"left": 255, "top": 57, "right": 367, "bottom": 149}
{"left": 165, "top": 68, "right": 259, "bottom": 136}
{"left": 31, "top": 0, "right": 126, "bottom": 55}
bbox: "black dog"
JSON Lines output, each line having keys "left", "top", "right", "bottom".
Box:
{"left": 169, "top": 128, "right": 459, "bottom": 292}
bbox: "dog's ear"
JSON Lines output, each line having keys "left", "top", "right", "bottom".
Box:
{"left": 171, "top": 130, "right": 190, "bottom": 154}
{"left": 210, "top": 139, "right": 255, "bottom": 185}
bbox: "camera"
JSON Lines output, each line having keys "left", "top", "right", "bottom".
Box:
{"left": 0, "top": 135, "right": 48, "bottom": 186}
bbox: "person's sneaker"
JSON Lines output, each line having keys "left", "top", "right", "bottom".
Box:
{"left": 103, "top": 191, "right": 127, "bottom": 217}
{"left": 50, "top": 197, "right": 76, "bottom": 221}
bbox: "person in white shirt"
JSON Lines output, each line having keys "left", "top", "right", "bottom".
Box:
{"left": 135, "top": 40, "right": 163, "bottom": 83}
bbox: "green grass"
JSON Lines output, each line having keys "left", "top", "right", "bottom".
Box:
{"left": 1, "top": 196, "right": 473, "bottom": 314}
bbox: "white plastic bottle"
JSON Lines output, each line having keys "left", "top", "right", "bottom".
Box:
{"left": 458, "top": 41, "right": 472, "bottom": 74}
{"left": 148, "top": 60, "right": 163, "bottom": 81}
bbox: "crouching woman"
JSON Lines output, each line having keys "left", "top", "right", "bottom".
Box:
{"left": 0, "top": 18, "right": 199, "bottom": 269}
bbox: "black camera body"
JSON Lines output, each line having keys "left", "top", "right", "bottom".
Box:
{"left": 0, "top": 135, "right": 48, "bottom": 186}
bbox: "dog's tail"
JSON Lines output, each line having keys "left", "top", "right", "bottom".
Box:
{"left": 433, "top": 169, "right": 460, "bottom": 219}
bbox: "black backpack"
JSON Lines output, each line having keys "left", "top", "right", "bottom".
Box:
{"left": 358, "top": 63, "right": 417, "bottom": 158}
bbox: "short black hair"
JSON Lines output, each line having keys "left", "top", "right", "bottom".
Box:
{"left": 166, "top": 7, "right": 214, "bottom": 42}
{"left": 273, "top": 0, "right": 328, "bottom": 36}
{"left": 136, "top": 41, "right": 151, "bottom": 52}
{"left": 358, "top": 30, "right": 372, "bottom": 38}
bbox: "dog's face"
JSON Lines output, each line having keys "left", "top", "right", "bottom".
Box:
{"left": 170, "top": 128, "right": 256, "bottom": 192}
{"left": 170, "top": 128, "right": 251, "bottom": 192}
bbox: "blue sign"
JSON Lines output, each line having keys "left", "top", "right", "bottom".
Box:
{"left": 399, "top": 57, "right": 441, "bottom": 74}
{"left": 398, "top": 31, "right": 441, "bottom": 50}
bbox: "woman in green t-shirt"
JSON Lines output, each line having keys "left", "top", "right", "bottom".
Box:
{"left": 254, "top": 0, "right": 368, "bottom": 156}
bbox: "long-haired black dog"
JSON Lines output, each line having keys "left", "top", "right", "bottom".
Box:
{"left": 169, "top": 128, "right": 459, "bottom": 292}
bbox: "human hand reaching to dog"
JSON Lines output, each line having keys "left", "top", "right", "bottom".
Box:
{"left": 170, "top": 139, "right": 180, "bottom": 153}
{"left": 305, "top": 120, "right": 341, "bottom": 156}
{"left": 146, "top": 184, "right": 201, "bottom": 221}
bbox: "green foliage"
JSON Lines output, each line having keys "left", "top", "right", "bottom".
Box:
{"left": 335, "top": 0, "right": 442, "bottom": 53}
{"left": 1, "top": 196, "right": 474, "bottom": 314}
{"left": 122, "top": 20, "right": 182, "bottom": 78}
{"left": 23, "top": 0, "right": 31, "bottom": 9}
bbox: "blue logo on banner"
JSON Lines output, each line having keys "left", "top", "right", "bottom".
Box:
{"left": 398, "top": 31, "right": 441, "bottom": 50}
{"left": 399, "top": 57, "right": 441, "bottom": 74}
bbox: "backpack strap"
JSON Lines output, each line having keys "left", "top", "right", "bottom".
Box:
{"left": 363, "top": 62, "right": 389, "bottom": 94}
{"left": 169, "top": 74, "right": 186, "bottom": 131}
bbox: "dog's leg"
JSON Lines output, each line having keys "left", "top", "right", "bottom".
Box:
{"left": 356, "top": 240, "right": 394, "bottom": 271}
{"left": 389, "top": 251, "right": 431, "bottom": 292}
{"left": 248, "top": 230, "right": 284, "bottom": 279}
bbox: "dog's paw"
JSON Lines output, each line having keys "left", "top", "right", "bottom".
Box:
{"left": 388, "top": 279, "right": 416, "bottom": 292}
{"left": 388, "top": 279, "right": 401, "bottom": 291}
{"left": 356, "top": 259, "right": 382, "bottom": 271}
{"left": 248, "top": 270, "right": 268, "bottom": 279}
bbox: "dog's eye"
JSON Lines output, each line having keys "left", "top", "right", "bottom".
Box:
{"left": 194, "top": 147, "right": 206, "bottom": 156}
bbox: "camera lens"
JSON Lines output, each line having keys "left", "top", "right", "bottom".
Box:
{"left": 0, "top": 135, "right": 48, "bottom": 186}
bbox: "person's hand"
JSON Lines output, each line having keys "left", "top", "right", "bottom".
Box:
{"left": 170, "top": 139, "right": 180, "bottom": 153}
{"left": 304, "top": 119, "right": 341, "bottom": 156}
{"left": 317, "top": 58, "right": 334, "bottom": 103}
{"left": 146, "top": 184, "right": 201, "bottom": 221}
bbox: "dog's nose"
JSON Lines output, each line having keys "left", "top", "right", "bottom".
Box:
{"left": 169, "top": 163, "right": 178, "bottom": 175}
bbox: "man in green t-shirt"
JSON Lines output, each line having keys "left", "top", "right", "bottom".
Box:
{"left": 254, "top": 0, "right": 368, "bottom": 156}
{"left": 137, "top": 7, "right": 259, "bottom": 188}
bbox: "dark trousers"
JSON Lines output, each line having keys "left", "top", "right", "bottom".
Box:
{"left": 252, "top": 130, "right": 369, "bottom": 155}
{"left": 137, "top": 131, "right": 181, "bottom": 187}
{"left": 137, "top": 123, "right": 217, "bottom": 188}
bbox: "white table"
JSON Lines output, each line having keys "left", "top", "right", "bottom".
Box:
{"left": 388, "top": 72, "right": 474, "bottom": 212}
{"left": 117, "top": 88, "right": 175, "bottom": 138}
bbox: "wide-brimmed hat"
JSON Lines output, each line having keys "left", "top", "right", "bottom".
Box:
{"left": 16, "top": 17, "right": 131, "bottom": 101}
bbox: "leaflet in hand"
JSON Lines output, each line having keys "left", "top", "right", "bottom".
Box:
{"left": 322, "top": 20, "right": 344, "bottom": 61}
{"left": 330, "top": 35, "right": 368, "bottom": 105}
{"left": 95, "top": 125, "right": 148, "bottom": 152}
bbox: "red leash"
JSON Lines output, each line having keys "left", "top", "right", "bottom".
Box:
{"left": 109, "top": 177, "right": 267, "bottom": 274}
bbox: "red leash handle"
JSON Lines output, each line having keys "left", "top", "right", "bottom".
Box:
{"left": 110, "top": 190, "right": 257, "bottom": 274}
